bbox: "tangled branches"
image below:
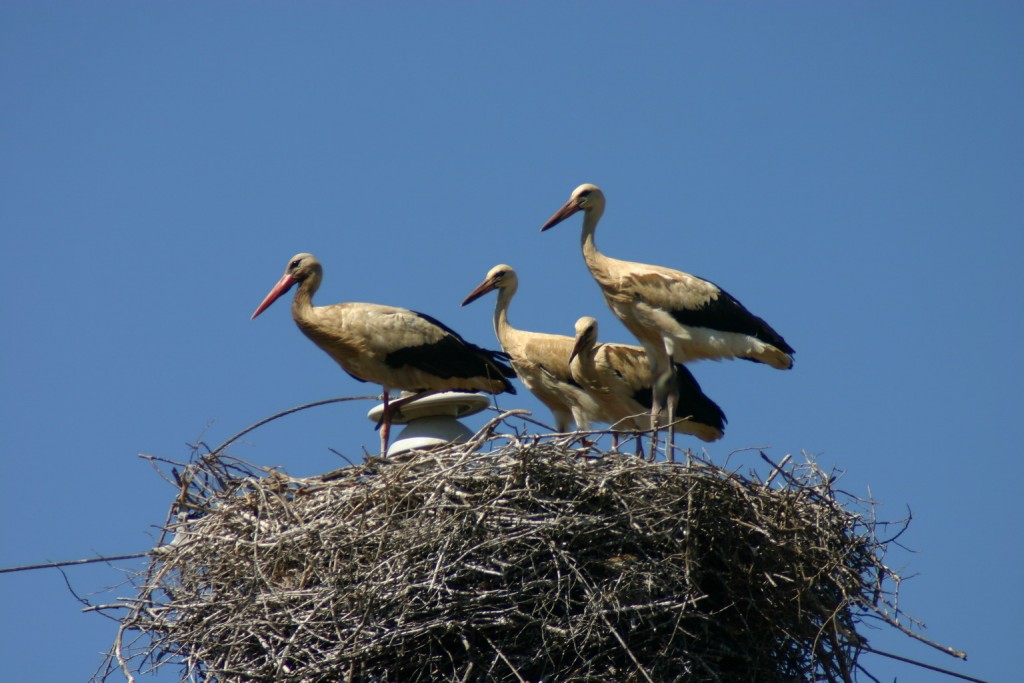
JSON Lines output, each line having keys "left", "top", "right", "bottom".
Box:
{"left": 102, "top": 417, "right": 918, "bottom": 682}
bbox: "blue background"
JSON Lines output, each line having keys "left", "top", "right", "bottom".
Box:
{"left": 1, "top": 3, "right": 1020, "bottom": 681}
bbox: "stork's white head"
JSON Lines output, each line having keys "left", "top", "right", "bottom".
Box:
{"left": 282, "top": 253, "right": 320, "bottom": 281}
{"left": 461, "top": 264, "right": 519, "bottom": 306}
{"left": 541, "top": 183, "right": 606, "bottom": 232}
{"left": 251, "top": 252, "right": 322, "bottom": 319}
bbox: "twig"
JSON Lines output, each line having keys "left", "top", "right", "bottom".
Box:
{"left": 483, "top": 635, "right": 527, "bottom": 683}
{"left": 864, "top": 604, "right": 968, "bottom": 660}
{"left": 0, "top": 552, "right": 148, "bottom": 574}
{"left": 862, "top": 645, "right": 986, "bottom": 682}
{"left": 764, "top": 452, "right": 792, "bottom": 486}
{"left": 207, "top": 395, "right": 378, "bottom": 456}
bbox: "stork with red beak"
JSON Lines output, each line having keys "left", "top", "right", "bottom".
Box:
{"left": 461, "top": 264, "right": 602, "bottom": 434}
{"left": 252, "top": 253, "right": 516, "bottom": 454}
{"left": 541, "top": 184, "right": 793, "bottom": 451}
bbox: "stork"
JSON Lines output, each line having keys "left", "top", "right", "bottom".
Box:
{"left": 251, "top": 253, "right": 516, "bottom": 454}
{"left": 569, "top": 316, "right": 726, "bottom": 458}
{"left": 541, "top": 184, "right": 793, "bottom": 449}
{"left": 461, "top": 264, "right": 602, "bottom": 434}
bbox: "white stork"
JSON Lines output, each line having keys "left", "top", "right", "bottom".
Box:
{"left": 569, "top": 316, "right": 726, "bottom": 457}
{"left": 251, "top": 253, "right": 516, "bottom": 454}
{"left": 461, "top": 264, "right": 602, "bottom": 433}
{"left": 541, "top": 184, "right": 793, "bottom": 446}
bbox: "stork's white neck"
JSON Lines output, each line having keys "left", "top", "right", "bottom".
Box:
{"left": 492, "top": 284, "right": 517, "bottom": 346}
{"left": 580, "top": 208, "right": 607, "bottom": 277}
{"left": 290, "top": 274, "right": 320, "bottom": 326}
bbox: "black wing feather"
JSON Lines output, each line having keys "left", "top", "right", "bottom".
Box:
{"left": 631, "top": 363, "right": 727, "bottom": 433}
{"left": 383, "top": 310, "right": 517, "bottom": 393}
{"left": 670, "top": 283, "right": 794, "bottom": 355}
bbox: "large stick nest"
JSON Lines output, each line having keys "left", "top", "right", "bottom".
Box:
{"left": 105, "top": 414, "right": 913, "bottom": 683}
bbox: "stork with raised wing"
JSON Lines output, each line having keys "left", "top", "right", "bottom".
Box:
{"left": 461, "top": 264, "right": 601, "bottom": 434}
{"left": 251, "top": 253, "right": 516, "bottom": 454}
{"left": 541, "top": 184, "right": 793, "bottom": 447}
{"left": 569, "top": 316, "right": 726, "bottom": 457}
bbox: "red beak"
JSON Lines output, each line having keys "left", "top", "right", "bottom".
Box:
{"left": 251, "top": 273, "right": 297, "bottom": 319}
{"left": 540, "top": 199, "right": 581, "bottom": 232}
{"left": 461, "top": 278, "right": 497, "bottom": 306}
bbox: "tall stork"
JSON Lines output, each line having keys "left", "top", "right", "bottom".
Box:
{"left": 461, "top": 264, "right": 602, "bottom": 433}
{"left": 569, "top": 316, "right": 726, "bottom": 458}
{"left": 251, "top": 253, "right": 516, "bottom": 454}
{"left": 541, "top": 184, "right": 793, "bottom": 447}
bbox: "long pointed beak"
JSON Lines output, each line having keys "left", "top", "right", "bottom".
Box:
{"left": 251, "top": 273, "right": 297, "bottom": 319}
{"left": 569, "top": 334, "right": 586, "bottom": 364}
{"left": 461, "top": 278, "right": 496, "bottom": 306}
{"left": 570, "top": 326, "right": 598, "bottom": 364}
{"left": 540, "top": 199, "right": 580, "bottom": 232}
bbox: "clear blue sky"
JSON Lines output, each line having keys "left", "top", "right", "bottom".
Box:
{"left": 2, "top": 3, "right": 1021, "bottom": 681}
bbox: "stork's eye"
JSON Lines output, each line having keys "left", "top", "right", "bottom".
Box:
{"left": 289, "top": 258, "right": 303, "bottom": 270}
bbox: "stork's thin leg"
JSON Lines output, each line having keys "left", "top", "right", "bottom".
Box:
{"left": 666, "top": 393, "right": 678, "bottom": 463}
{"left": 663, "top": 370, "right": 679, "bottom": 463}
{"left": 375, "top": 390, "right": 441, "bottom": 456}
{"left": 650, "top": 366, "right": 677, "bottom": 462}
{"left": 649, "top": 402, "right": 661, "bottom": 462}
{"left": 649, "top": 387, "right": 663, "bottom": 461}
{"left": 379, "top": 390, "right": 392, "bottom": 456}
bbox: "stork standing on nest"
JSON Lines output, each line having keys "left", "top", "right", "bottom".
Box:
{"left": 251, "top": 253, "right": 516, "bottom": 454}
{"left": 541, "top": 184, "right": 794, "bottom": 452}
{"left": 569, "top": 316, "right": 726, "bottom": 457}
{"left": 461, "top": 264, "right": 601, "bottom": 434}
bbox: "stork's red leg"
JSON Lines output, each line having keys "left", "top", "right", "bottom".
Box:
{"left": 379, "top": 390, "right": 391, "bottom": 456}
